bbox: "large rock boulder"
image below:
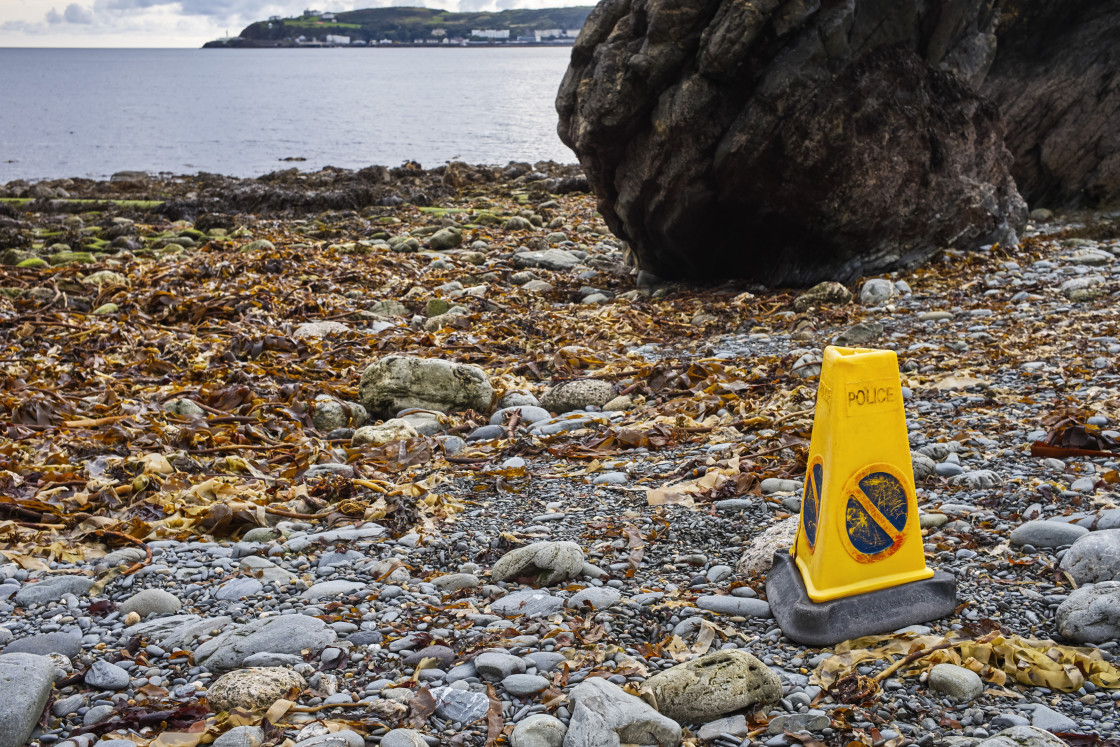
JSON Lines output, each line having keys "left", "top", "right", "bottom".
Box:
{"left": 640, "top": 650, "right": 781, "bottom": 723}
{"left": 983, "top": 1, "right": 1120, "bottom": 208}
{"left": 557, "top": 0, "right": 1025, "bottom": 285}
{"left": 359, "top": 355, "right": 494, "bottom": 419}
{"left": 1055, "top": 581, "right": 1120, "bottom": 644}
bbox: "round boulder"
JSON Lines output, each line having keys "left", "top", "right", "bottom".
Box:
{"left": 1059, "top": 529, "right": 1120, "bottom": 584}
{"left": 359, "top": 355, "right": 493, "bottom": 419}
{"left": 1055, "top": 581, "right": 1120, "bottom": 644}
{"left": 557, "top": 0, "right": 1024, "bottom": 285}
{"left": 540, "top": 380, "right": 613, "bottom": 414}
{"left": 490, "top": 541, "right": 586, "bottom": 586}
{"left": 640, "top": 649, "right": 781, "bottom": 723}
{"left": 207, "top": 667, "right": 306, "bottom": 712}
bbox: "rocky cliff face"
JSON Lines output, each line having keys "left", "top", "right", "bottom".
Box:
{"left": 983, "top": 0, "right": 1120, "bottom": 209}
{"left": 556, "top": 0, "right": 1026, "bottom": 285}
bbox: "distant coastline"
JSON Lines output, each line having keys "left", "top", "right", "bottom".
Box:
{"left": 204, "top": 5, "right": 590, "bottom": 50}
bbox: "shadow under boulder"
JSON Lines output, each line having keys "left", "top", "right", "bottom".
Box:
{"left": 556, "top": 0, "right": 1026, "bottom": 286}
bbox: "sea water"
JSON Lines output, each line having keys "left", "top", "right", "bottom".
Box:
{"left": 0, "top": 47, "right": 577, "bottom": 181}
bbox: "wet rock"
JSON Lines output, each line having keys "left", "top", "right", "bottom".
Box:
{"left": 1059, "top": 529, "right": 1120, "bottom": 584}
{"left": 359, "top": 355, "right": 494, "bottom": 418}
{"left": 557, "top": 0, "right": 1022, "bottom": 284}
{"left": 1055, "top": 581, "right": 1120, "bottom": 643}
{"left": 567, "top": 678, "right": 681, "bottom": 746}
{"left": 540, "top": 379, "right": 613, "bottom": 414}
{"left": 641, "top": 650, "right": 781, "bottom": 722}
{"left": 491, "top": 541, "right": 585, "bottom": 585}
{"left": 928, "top": 663, "right": 984, "bottom": 701}
{"left": 0, "top": 653, "right": 56, "bottom": 747}
{"left": 983, "top": 1, "right": 1120, "bottom": 208}
{"left": 207, "top": 667, "right": 306, "bottom": 711}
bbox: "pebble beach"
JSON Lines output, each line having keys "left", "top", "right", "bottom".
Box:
{"left": 1, "top": 164, "right": 1119, "bottom": 747}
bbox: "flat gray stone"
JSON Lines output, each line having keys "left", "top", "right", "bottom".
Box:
{"left": 523, "top": 651, "right": 567, "bottom": 673}
{"left": 1025, "top": 704, "right": 1078, "bottom": 733}
{"left": 928, "top": 663, "right": 984, "bottom": 701}
{"left": 975, "top": 725, "right": 1071, "bottom": 747}
{"left": 213, "top": 726, "right": 266, "bottom": 747}
{"left": 124, "top": 614, "right": 234, "bottom": 651}
{"left": 215, "top": 578, "right": 264, "bottom": 601}
{"left": 502, "top": 673, "right": 550, "bottom": 697}
{"left": 696, "top": 595, "right": 772, "bottom": 618}
{"left": 475, "top": 651, "right": 526, "bottom": 679}
{"left": 380, "top": 730, "right": 427, "bottom": 747}
{"left": 429, "top": 685, "right": 490, "bottom": 724}
{"left": 300, "top": 580, "right": 367, "bottom": 601}
{"left": 3, "top": 631, "right": 81, "bottom": 658}
{"left": 698, "top": 715, "right": 749, "bottom": 740}
{"left": 0, "top": 653, "right": 56, "bottom": 747}
{"left": 14, "top": 575, "right": 93, "bottom": 606}
{"left": 1055, "top": 581, "right": 1120, "bottom": 643}
{"left": 293, "top": 730, "right": 364, "bottom": 747}
{"left": 512, "top": 248, "right": 579, "bottom": 271}
{"left": 118, "top": 588, "right": 182, "bottom": 618}
{"left": 491, "top": 589, "right": 565, "bottom": 619}
{"left": 432, "top": 573, "right": 480, "bottom": 593}
{"left": 566, "top": 678, "right": 681, "bottom": 746}
{"left": 490, "top": 405, "right": 551, "bottom": 426}
{"left": 766, "top": 713, "right": 829, "bottom": 735}
{"left": 193, "top": 615, "right": 337, "bottom": 672}
{"left": 1009, "top": 520, "right": 1089, "bottom": 548}
{"left": 85, "top": 660, "right": 130, "bottom": 690}
{"left": 568, "top": 587, "right": 621, "bottom": 611}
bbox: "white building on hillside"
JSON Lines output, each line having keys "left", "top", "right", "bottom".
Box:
{"left": 471, "top": 29, "right": 510, "bottom": 40}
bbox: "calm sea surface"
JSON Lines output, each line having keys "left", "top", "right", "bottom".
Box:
{"left": 0, "top": 47, "right": 578, "bottom": 182}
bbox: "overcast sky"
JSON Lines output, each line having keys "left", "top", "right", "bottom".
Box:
{"left": 0, "top": 0, "right": 595, "bottom": 47}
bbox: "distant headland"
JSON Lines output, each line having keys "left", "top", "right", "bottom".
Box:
{"left": 202, "top": 6, "right": 592, "bottom": 48}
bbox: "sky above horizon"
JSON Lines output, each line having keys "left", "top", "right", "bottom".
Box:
{"left": 0, "top": 0, "right": 595, "bottom": 47}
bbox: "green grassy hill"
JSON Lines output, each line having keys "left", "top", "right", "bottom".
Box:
{"left": 231, "top": 6, "right": 593, "bottom": 45}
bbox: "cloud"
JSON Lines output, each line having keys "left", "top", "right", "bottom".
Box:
{"left": 64, "top": 3, "right": 95, "bottom": 22}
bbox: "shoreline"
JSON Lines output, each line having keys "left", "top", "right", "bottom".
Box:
{"left": 1, "top": 163, "right": 1120, "bottom": 746}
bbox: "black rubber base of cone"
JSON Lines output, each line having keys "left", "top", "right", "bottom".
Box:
{"left": 765, "top": 551, "right": 958, "bottom": 647}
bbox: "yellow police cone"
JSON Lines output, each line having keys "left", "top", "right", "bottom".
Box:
{"left": 766, "top": 345, "right": 956, "bottom": 646}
